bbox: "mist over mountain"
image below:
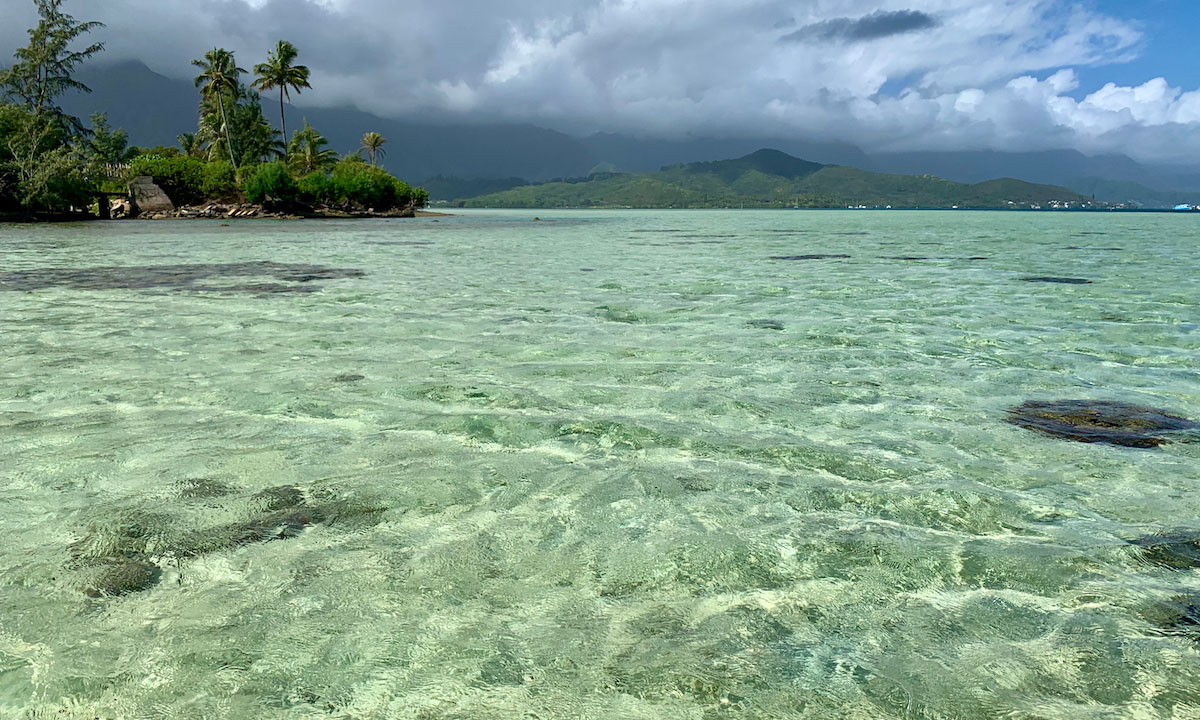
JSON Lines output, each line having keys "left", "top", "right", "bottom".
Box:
{"left": 64, "top": 61, "right": 1200, "bottom": 207}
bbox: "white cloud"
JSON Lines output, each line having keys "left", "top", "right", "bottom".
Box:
{"left": 2, "top": 0, "right": 1199, "bottom": 161}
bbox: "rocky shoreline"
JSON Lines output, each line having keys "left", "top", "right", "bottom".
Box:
{"left": 100, "top": 175, "right": 442, "bottom": 221}
{"left": 123, "top": 201, "right": 421, "bottom": 221}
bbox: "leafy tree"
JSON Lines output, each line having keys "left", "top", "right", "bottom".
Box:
{"left": 359, "top": 131, "right": 387, "bottom": 166}
{"left": 230, "top": 88, "right": 280, "bottom": 164}
{"left": 287, "top": 119, "right": 336, "bottom": 174}
{"left": 0, "top": 0, "right": 105, "bottom": 134}
{"left": 83, "top": 112, "right": 130, "bottom": 165}
{"left": 0, "top": 103, "right": 91, "bottom": 212}
{"left": 252, "top": 40, "right": 310, "bottom": 158}
{"left": 22, "top": 145, "right": 91, "bottom": 210}
{"left": 192, "top": 48, "right": 245, "bottom": 168}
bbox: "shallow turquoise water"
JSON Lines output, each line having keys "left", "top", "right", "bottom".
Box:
{"left": 1, "top": 209, "right": 1198, "bottom": 719}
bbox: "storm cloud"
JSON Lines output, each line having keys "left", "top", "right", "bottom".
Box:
{"left": 2, "top": 0, "right": 1197, "bottom": 162}
{"left": 781, "top": 10, "right": 939, "bottom": 44}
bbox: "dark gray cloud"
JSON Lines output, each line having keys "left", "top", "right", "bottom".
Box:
{"left": 1, "top": 0, "right": 1191, "bottom": 161}
{"left": 781, "top": 9, "right": 939, "bottom": 44}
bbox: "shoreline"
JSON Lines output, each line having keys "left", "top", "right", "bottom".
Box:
{"left": 118, "top": 202, "right": 450, "bottom": 221}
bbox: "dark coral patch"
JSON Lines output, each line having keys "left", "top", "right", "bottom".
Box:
{"left": 770, "top": 254, "right": 852, "bottom": 260}
{"left": 1020, "top": 277, "right": 1092, "bottom": 284}
{"left": 85, "top": 558, "right": 163, "bottom": 598}
{"left": 1006, "top": 400, "right": 1198, "bottom": 448}
{"left": 0, "top": 261, "right": 365, "bottom": 294}
{"left": 1140, "top": 595, "right": 1200, "bottom": 638}
{"left": 1133, "top": 532, "right": 1200, "bottom": 570}
{"left": 74, "top": 487, "right": 387, "bottom": 598}
{"left": 364, "top": 241, "right": 434, "bottom": 247}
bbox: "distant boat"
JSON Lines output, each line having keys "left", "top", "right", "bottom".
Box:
{"left": 1173, "top": 204, "right": 1197, "bottom": 211}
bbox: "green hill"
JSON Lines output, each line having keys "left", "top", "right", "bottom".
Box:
{"left": 464, "top": 149, "right": 1091, "bottom": 209}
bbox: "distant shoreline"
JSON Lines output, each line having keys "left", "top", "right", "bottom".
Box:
{"left": 452, "top": 206, "right": 1196, "bottom": 213}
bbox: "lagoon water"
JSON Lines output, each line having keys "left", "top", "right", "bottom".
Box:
{"left": 1, "top": 209, "right": 1198, "bottom": 718}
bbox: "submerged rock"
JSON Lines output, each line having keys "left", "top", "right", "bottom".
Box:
{"left": 1133, "top": 532, "right": 1200, "bottom": 570}
{"left": 1006, "top": 400, "right": 1198, "bottom": 448}
{"left": 1141, "top": 595, "right": 1200, "bottom": 638}
{"left": 1020, "top": 276, "right": 1093, "bottom": 284}
{"left": 769, "top": 254, "right": 851, "bottom": 260}
{"left": 177, "top": 477, "right": 232, "bottom": 499}
{"left": 363, "top": 240, "right": 434, "bottom": 247}
{"left": 0, "top": 261, "right": 365, "bottom": 294}
{"left": 85, "top": 558, "right": 163, "bottom": 598}
{"left": 174, "top": 487, "right": 387, "bottom": 557}
{"left": 74, "top": 486, "right": 387, "bottom": 597}
{"left": 253, "top": 485, "right": 308, "bottom": 512}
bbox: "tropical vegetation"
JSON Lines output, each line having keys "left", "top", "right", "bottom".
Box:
{"left": 252, "top": 40, "right": 310, "bottom": 160}
{"left": 359, "top": 132, "right": 386, "bottom": 166}
{"left": 0, "top": 0, "right": 426, "bottom": 218}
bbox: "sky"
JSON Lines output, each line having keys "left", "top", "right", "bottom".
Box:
{"left": 4, "top": 0, "right": 1200, "bottom": 163}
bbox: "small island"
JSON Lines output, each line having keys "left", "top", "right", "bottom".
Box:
{"left": 0, "top": 2, "right": 428, "bottom": 221}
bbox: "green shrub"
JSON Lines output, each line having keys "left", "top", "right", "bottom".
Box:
{"left": 201, "top": 161, "right": 236, "bottom": 199}
{"left": 235, "top": 162, "right": 261, "bottom": 187}
{"left": 326, "top": 156, "right": 421, "bottom": 210}
{"left": 128, "top": 145, "right": 181, "bottom": 159}
{"left": 129, "top": 155, "right": 205, "bottom": 205}
{"left": 330, "top": 157, "right": 392, "bottom": 209}
{"left": 243, "top": 161, "right": 298, "bottom": 205}
{"left": 297, "top": 171, "right": 333, "bottom": 204}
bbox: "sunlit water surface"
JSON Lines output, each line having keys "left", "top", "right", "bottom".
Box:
{"left": 1, "top": 210, "right": 1198, "bottom": 719}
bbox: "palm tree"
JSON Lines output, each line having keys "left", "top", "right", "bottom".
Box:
{"left": 359, "top": 131, "right": 387, "bottom": 166}
{"left": 177, "top": 132, "right": 206, "bottom": 158}
{"left": 252, "top": 40, "right": 311, "bottom": 159}
{"left": 288, "top": 119, "right": 337, "bottom": 175}
{"left": 192, "top": 48, "right": 245, "bottom": 168}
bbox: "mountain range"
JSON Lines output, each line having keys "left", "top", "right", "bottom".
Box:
{"left": 461, "top": 149, "right": 1090, "bottom": 209}
{"left": 62, "top": 61, "right": 1200, "bottom": 207}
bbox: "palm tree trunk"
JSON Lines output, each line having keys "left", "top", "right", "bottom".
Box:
{"left": 279, "top": 89, "right": 287, "bottom": 160}
{"left": 218, "top": 92, "right": 236, "bottom": 168}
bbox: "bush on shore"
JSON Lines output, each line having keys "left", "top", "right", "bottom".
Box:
{"left": 128, "top": 155, "right": 206, "bottom": 206}
{"left": 201, "top": 161, "right": 237, "bottom": 200}
{"left": 243, "top": 161, "right": 298, "bottom": 205}
{"left": 126, "top": 152, "right": 428, "bottom": 212}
